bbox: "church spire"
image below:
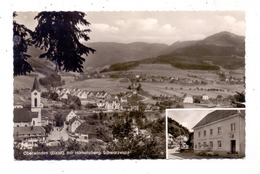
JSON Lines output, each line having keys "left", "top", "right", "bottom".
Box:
{"left": 31, "top": 76, "right": 41, "bottom": 92}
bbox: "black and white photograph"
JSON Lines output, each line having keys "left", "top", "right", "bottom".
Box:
{"left": 13, "top": 11, "right": 245, "bottom": 160}
{"left": 167, "top": 109, "right": 245, "bottom": 159}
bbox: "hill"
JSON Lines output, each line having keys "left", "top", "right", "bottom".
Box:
{"left": 23, "top": 31, "right": 245, "bottom": 74}
{"left": 168, "top": 117, "right": 190, "bottom": 138}
{"left": 27, "top": 46, "right": 56, "bottom": 75}
{"left": 107, "top": 31, "right": 245, "bottom": 71}
{"left": 83, "top": 42, "right": 168, "bottom": 67}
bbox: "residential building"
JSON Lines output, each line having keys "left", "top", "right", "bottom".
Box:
{"left": 202, "top": 94, "right": 209, "bottom": 100}
{"left": 14, "top": 126, "right": 46, "bottom": 149}
{"left": 193, "top": 110, "right": 245, "bottom": 157}
{"left": 66, "top": 110, "right": 77, "bottom": 122}
{"left": 68, "top": 117, "right": 83, "bottom": 133}
{"left": 183, "top": 94, "right": 193, "bottom": 103}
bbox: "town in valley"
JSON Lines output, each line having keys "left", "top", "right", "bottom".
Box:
{"left": 13, "top": 11, "right": 245, "bottom": 160}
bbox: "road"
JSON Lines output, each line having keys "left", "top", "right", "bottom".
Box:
{"left": 167, "top": 148, "right": 184, "bottom": 159}
{"left": 47, "top": 124, "right": 69, "bottom": 141}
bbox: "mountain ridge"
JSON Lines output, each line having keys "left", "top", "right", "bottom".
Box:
{"left": 26, "top": 31, "right": 245, "bottom": 72}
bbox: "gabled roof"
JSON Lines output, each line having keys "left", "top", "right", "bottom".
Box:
{"left": 69, "top": 117, "right": 82, "bottom": 124}
{"left": 75, "top": 123, "right": 98, "bottom": 135}
{"left": 183, "top": 94, "right": 192, "bottom": 98}
{"left": 14, "top": 126, "right": 45, "bottom": 140}
{"left": 193, "top": 110, "right": 244, "bottom": 129}
{"left": 31, "top": 76, "right": 41, "bottom": 92}
{"left": 13, "top": 108, "right": 38, "bottom": 123}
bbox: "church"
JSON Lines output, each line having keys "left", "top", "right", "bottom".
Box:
{"left": 13, "top": 76, "right": 46, "bottom": 149}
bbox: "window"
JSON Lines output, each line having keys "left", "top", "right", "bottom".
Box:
{"left": 210, "top": 141, "right": 213, "bottom": 148}
{"left": 33, "top": 121, "right": 35, "bottom": 126}
{"left": 218, "top": 141, "right": 222, "bottom": 147}
{"left": 198, "top": 142, "right": 201, "bottom": 148}
{"left": 195, "top": 145, "right": 197, "bottom": 149}
{"left": 34, "top": 98, "right": 37, "bottom": 107}
{"left": 218, "top": 127, "right": 221, "bottom": 134}
{"left": 210, "top": 129, "right": 213, "bottom": 135}
{"left": 231, "top": 123, "right": 236, "bottom": 131}
{"left": 198, "top": 132, "right": 201, "bottom": 137}
{"left": 17, "top": 125, "right": 19, "bottom": 127}
{"left": 203, "top": 142, "right": 206, "bottom": 148}
{"left": 204, "top": 130, "right": 206, "bottom": 136}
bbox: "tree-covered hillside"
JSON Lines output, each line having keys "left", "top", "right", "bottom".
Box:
{"left": 168, "top": 117, "right": 190, "bottom": 138}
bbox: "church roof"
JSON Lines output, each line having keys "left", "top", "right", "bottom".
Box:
{"left": 193, "top": 110, "right": 245, "bottom": 129}
{"left": 13, "top": 108, "right": 38, "bottom": 123}
{"left": 31, "top": 76, "right": 41, "bottom": 92}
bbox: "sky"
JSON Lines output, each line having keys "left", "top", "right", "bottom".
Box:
{"left": 15, "top": 11, "right": 245, "bottom": 45}
{"left": 167, "top": 109, "right": 214, "bottom": 132}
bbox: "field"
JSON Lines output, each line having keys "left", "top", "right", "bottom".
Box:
{"left": 141, "top": 82, "right": 243, "bottom": 98}
{"left": 129, "top": 64, "right": 244, "bottom": 98}
{"left": 13, "top": 63, "right": 245, "bottom": 101}
{"left": 130, "top": 64, "right": 189, "bottom": 78}
{"left": 63, "top": 78, "right": 130, "bottom": 94}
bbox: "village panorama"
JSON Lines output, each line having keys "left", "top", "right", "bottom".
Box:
{"left": 13, "top": 11, "right": 245, "bottom": 160}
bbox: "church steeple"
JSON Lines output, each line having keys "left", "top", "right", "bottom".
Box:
{"left": 31, "top": 76, "right": 41, "bottom": 112}
{"left": 31, "top": 76, "right": 42, "bottom": 126}
{"left": 31, "top": 76, "right": 41, "bottom": 92}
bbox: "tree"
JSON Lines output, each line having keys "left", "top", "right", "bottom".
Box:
{"left": 13, "top": 12, "right": 33, "bottom": 76}
{"left": 32, "top": 11, "right": 96, "bottom": 72}
{"left": 54, "top": 113, "right": 64, "bottom": 127}
{"left": 136, "top": 83, "right": 142, "bottom": 92}
{"left": 50, "top": 92, "right": 59, "bottom": 101}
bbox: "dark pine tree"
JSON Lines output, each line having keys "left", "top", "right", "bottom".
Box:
{"left": 13, "top": 12, "right": 33, "bottom": 76}
{"left": 32, "top": 11, "right": 96, "bottom": 72}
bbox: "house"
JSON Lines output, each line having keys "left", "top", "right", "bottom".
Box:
{"left": 60, "top": 93, "right": 69, "bottom": 100}
{"left": 87, "top": 91, "right": 97, "bottom": 99}
{"left": 193, "top": 110, "right": 245, "bottom": 157}
{"left": 183, "top": 94, "right": 193, "bottom": 103}
{"left": 78, "top": 90, "right": 89, "bottom": 99}
{"left": 120, "top": 96, "right": 128, "bottom": 103}
{"left": 14, "top": 126, "right": 46, "bottom": 149}
{"left": 105, "top": 98, "right": 121, "bottom": 111}
{"left": 202, "top": 94, "right": 209, "bottom": 101}
{"left": 96, "top": 99, "right": 106, "bottom": 108}
{"left": 68, "top": 117, "right": 83, "bottom": 133}
{"left": 96, "top": 91, "right": 107, "bottom": 99}
{"left": 129, "top": 101, "right": 139, "bottom": 111}
{"left": 121, "top": 103, "right": 131, "bottom": 111}
{"left": 66, "top": 110, "right": 77, "bottom": 122}
{"left": 74, "top": 122, "right": 98, "bottom": 140}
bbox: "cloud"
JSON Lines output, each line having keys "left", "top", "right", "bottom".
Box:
{"left": 91, "top": 23, "right": 119, "bottom": 33}
{"left": 216, "top": 15, "right": 245, "bottom": 35}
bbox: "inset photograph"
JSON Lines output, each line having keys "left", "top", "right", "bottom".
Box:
{"left": 167, "top": 109, "right": 245, "bottom": 159}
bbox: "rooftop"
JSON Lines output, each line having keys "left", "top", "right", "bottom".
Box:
{"left": 14, "top": 126, "right": 46, "bottom": 140}
{"left": 13, "top": 108, "right": 38, "bottom": 123}
{"left": 193, "top": 110, "right": 245, "bottom": 129}
{"left": 31, "top": 76, "right": 41, "bottom": 92}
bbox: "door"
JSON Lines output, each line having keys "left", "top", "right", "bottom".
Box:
{"left": 231, "top": 140, "right": 236, "bottom": 154}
